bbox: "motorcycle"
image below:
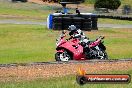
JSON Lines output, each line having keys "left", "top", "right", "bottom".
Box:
{"left": 55, "top": 31, "right": 108, "bottom": 61}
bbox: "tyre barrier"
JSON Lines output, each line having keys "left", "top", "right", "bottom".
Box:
{"left": 48, "top": 14, "right": 98, "bottom": 31}
{"left": 0, "top": 58, "right": 131, "bottom": 67}
{"left": 12, "top": 0, "right": 27, "bottom": 2}
{"left": 91, "top": 18, "right": 98, "bottom": 30}
{"left": 97, "top": 14, "right": 132, "bottom": 21}
{"left": 53, "top": 23, "right": 62, "bottom": 30}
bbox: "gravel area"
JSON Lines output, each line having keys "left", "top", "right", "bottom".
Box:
{"left": 0, "top": 60, "right": 132, "bottom": 82}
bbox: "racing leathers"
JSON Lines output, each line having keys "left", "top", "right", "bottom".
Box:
{"left": 69, "top": 29, "right": 89, "bottom": 44}
{"left": 69, "top": 29, "right": 90, "bottom": 56}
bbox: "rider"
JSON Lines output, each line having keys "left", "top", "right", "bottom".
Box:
{"left": 67, "top": 25, "right": 90, "bottom": 57}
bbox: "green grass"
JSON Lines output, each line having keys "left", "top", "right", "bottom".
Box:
{"left": 120, "top": 0, "right": 132, "bottom": 6}
{"left": 0, "top": 24, "right": 132, "bottom": 64}
{"left": 84, "top": 0, "right": 96, "bottom": 4}
{"left": 0, "top": 69, "right": 132, "bottom": 88}
{"left": 0, "top": 24, "right": 57, "bottom": 63}
{"left": 0, "top": 1, "right": 57, "bottom": 20}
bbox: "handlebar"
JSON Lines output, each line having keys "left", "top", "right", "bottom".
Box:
{"left": 66, "top": 36, "right": 73, "bottom": 41}
{"left": 98, "top": 36, "right": 105, "bottom": 40}
{"left": 62, "top": 30, "right": 67, "bottom": 34}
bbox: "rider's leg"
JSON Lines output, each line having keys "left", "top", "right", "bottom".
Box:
{"left": 82, "top": 39, "right": 91, "bottom": 58}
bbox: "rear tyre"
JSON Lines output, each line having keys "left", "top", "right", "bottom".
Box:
{"left": 103, "top": 51, "right": 108, "bottom": 60}
{"left": 21, "top": 0, "right": 27, "bottom": 2}
{"left": 55, "top": 50, "right": 71, "bottom": 61}
{"left": 12, "top": 0, "right": 16, "bottom": 2}
{"left": 98, "top": 50, "right": 108, "bottom": 60}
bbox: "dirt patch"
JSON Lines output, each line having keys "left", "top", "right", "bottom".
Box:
{"left": 0, "top": 60, "right": 132, "bottom": 82}
{"left": 28, "top": 0, "right": 61, "bottom": 7}
{"left": 28, "top": 0, "right": 94, "bottom": 12}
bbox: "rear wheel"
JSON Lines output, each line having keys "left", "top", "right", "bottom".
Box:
{"left": 21, "top": 0, "right": 27, "bottom": 2}
{"left": 55, "top": 50, "right": 72, "bottom": 61}
{"left": 97, "top": 50, "right": 108, "bottom": 60}
{"left": 103, "top": 51, "right": 108, "bottom": 59}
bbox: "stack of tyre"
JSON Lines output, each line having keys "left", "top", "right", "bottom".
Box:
{"left": 82, "top": 14, "right": 98, "bottom": 30}
{"left": 12, "top": 0, "right": 27, "bottom": 2}
{"left": 81, "top": 16, "right": 92, "bottom": 31}
{"left": 51, "top": 14, "right": 98, "bottom": 31}
{"left": 91, "top": 15, "right": 98, "bottom": 30}
{"left": 53, "top": 17, "right": 63, "bottom": 30}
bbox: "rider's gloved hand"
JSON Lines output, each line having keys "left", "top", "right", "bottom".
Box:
{"left": 101, "top": 36, "right": 105, "bottom": 39}
{"left": 99, "top": 36, "right": 105, "bottom": 39}
{"left": 62, "top": 30, "right": 67, "bottom": 34}
{"left": 80, "top": 42, "right": 86, "bottom": 47}
{"left": 69, "top": 36, "right": 73, "bottom": 40}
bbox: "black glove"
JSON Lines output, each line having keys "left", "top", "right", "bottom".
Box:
{"left": 81, "top": 42, "right": 86, "bottom": 47}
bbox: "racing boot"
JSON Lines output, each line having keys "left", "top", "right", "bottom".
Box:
{"left": 84, "top": 45, "right": 91, "bottom": 59}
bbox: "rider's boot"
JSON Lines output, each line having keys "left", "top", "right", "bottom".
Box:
{"left": 84, "top": 45, "right": 91, "bottom": 59}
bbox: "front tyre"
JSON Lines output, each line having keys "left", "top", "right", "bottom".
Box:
{"left": 55, "top": 51, "right": 71, "bottom": 61}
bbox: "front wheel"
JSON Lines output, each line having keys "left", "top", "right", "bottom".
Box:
{"left": 55, "top": 51, "right": 72, "bottom": 61}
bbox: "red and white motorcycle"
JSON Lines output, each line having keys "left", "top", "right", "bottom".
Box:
{"left": 55, "top": 31, "right": 108, "bottom": 61}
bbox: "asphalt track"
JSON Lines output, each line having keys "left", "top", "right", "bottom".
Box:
{"left": 0, "top": 19, "right": 132, "bottom": 28}
{"left": 0, "top": 19, "right": 46, "bottom": 25}
{"left": 0, "top": 58, "right": 132, "bottom": 67}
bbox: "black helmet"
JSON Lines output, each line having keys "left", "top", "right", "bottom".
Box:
{"left": 68, "top": 25, "right": 77, "bottom": 31}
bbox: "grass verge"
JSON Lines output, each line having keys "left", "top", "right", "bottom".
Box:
{"left": 0, "top": 24, "right": 132, "bottom": 63}
{"left": 0, "top": 1, "right": 57, "bottom": 20}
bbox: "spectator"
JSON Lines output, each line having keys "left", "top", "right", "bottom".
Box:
{"left": 76, "top": 8, "right": 80, "bottom": 15}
